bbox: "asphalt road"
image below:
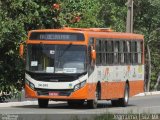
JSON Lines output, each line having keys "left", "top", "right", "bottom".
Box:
{"left": 0, "top": 94, "right": 160, "bottom": 120}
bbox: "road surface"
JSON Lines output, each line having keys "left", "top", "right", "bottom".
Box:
{"left": 0, "top": 94, "right": 160, "bottom": 120}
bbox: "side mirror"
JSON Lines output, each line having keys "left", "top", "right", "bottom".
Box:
{"left": 91, "top": 49, "right": 96, "bottom": 60}
{"left": 19, "top": 44, "right": 24, "bottom": 58}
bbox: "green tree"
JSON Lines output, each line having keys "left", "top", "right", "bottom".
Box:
{"left": 133, "top": 0, "right": 160, "bottom": 91}
{"left": 0, "top": 0, "right": 59, "bottom": 101}
{"left": 99, "top": 0, "right": 127, "bottom": 31}
{"left": 0, "top": 0, "right": 104, "bottom": 101}
{"left": 59, "top": 0, "right": 104, "bottom": 28}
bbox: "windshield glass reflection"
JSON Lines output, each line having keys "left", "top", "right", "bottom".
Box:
{"left": 26, "top": 44, "right": 87, "bottom": 74}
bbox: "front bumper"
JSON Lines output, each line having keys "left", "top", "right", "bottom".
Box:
{"left": 25, "top": 83, "right": 89, "bottom": 100}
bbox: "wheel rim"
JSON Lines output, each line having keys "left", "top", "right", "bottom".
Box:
{"left": 87, "top": 88, "right": 99, "bottom": 108}
{"left": 95, "top": 90, "right": 98, "bottom": 103}
{"left": 93, "top": 88, "right": 99, "bottom": 107}
{"left": 124, "top": 86, "right": 129, "bottom": 103}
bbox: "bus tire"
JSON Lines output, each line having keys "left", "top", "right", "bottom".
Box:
{"left": 97, "top": 82, "right": 101, "bottom": 100}
{"left": 38, "top": 99, "right": 49, "bottom": 108}
{"left": 119, "top": 83, "right": 129, "bottom": 107}
{"left": 111, "top": 100, "right": 119, "bottom": 107}
{"left": 67, "top": 100, "right": 84, "bottom": 107}
{"left": 87, "top": 87, "right": 99, "bottom": 109}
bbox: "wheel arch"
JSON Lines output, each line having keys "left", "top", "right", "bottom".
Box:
{"left": 97, "top": 81, "right": 101, "bottom": 99}
{"left": 125, "top": 79, "right": 130, "bottom": 97}
{"left": 126, "top": 80, "right": 130, "bottom": 90}
{"left": 97, "top": 81, "right": 101, "bottom": 89}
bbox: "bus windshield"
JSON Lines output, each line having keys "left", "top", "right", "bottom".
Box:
{"left": 26, "top": 44, "right": 87, "bottom": 74}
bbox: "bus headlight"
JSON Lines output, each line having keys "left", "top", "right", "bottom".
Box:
{"left": 80, "top": 80, "right": 86, "bottom": 88}
{"left": 25, "top": 79, "right": 30, "bottom": 85}
{"left": 74, "top": 80, "right": 86, "bottom": 91}
{"left": 25, "top": 79, "right": 35, "bottom": 90}
{"left": 29, "top": 82, "right": 35, "bottom": 90}
{"left": 74, "top": 84, "right": 80, "bottom": 91}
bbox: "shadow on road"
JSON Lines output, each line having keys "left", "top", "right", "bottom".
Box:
{"left": 13, "top": 102, "right": 136, "bottom": 110}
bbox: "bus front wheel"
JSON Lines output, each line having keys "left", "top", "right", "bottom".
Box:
{"left": 38, "top": 99, "right": 49, "bottom": 108}
{"left": 87, "top": 87, "right": 99, "bottom": 109}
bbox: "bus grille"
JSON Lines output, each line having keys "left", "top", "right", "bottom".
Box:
{"left": 35, "top": 88, "right": 73, "bottom": 96}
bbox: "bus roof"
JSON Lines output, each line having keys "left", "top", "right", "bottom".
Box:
{"left": 29, "top": 27, "right": 144, "bottom": 40}
{"left": 30, "top": 27, "right": 112, "bottom": 32}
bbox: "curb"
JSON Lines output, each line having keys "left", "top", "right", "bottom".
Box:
{"left": 135, "top": 91, "right": 160, "bottom": 97}
{"left": 0, "top": 101, "right": 38, "bottom": 107}
{"left": 0, "top": 101, "right": 64, "bottom": 108}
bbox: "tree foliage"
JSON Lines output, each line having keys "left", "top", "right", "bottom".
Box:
{"left": 133, "top": 0, "right": 160, "bottom": 90}
{"left": 0, "top": 0, "right": 103, "bottom": 101}
{"left": 59, "top": 0, "right": 104, "bottom": 27}
{"left": 99, "top": 0, "right": 127, "bottom": 31}
{"left": 0, "top": 0, "right": 60, "bottom": 101}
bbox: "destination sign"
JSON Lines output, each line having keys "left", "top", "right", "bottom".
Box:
{"left": 29, "top": 32, "right": 85, "bottom": 41}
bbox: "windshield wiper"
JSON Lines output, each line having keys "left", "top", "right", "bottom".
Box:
{"left": 56, "top": 43, "right": 72, "bottom": 59}
{"left": 69, "top": 72, "right": 87, "bottom": 78}
{"left": 77, "top": 72, "right": 87, "bottom": 76}
{"left": 56, "top": 43, "right": 72, "bottom": 68}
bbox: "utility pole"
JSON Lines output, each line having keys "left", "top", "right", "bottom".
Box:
{"left": 126, "top": 0, "right": 134, "bottom": 33}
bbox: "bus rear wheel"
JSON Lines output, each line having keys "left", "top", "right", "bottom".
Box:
{"left": 111, "top": 83, "right": 129, "bottom": 107}
{"left": 38, "top": 99, "right": 49, "bottom": 108}
{"left": 111, "top": 100, "right": 120, "bottom": 107}
{"left": 119, "top": 83, "right": 129, "bottom": 107}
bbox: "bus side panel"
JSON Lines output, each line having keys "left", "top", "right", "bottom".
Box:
{"left": 101, "top": 81, "right": 125, "bottom": 100}
{"left": 87, "top": 83, "right": 97, "bottom": 100}
{"left": 100, "top": 80, "right": 144, "bottom": 100}
{"left": 129, "top": 80, "right": 144, "bottom": 97}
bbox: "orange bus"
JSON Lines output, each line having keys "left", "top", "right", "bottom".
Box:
{"left": 21, "top": 28, "right": 144, "bottom": 108}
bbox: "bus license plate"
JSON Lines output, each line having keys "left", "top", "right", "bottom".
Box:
{"left": 49, "top": 92, "right": 59, "bottom": 96}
